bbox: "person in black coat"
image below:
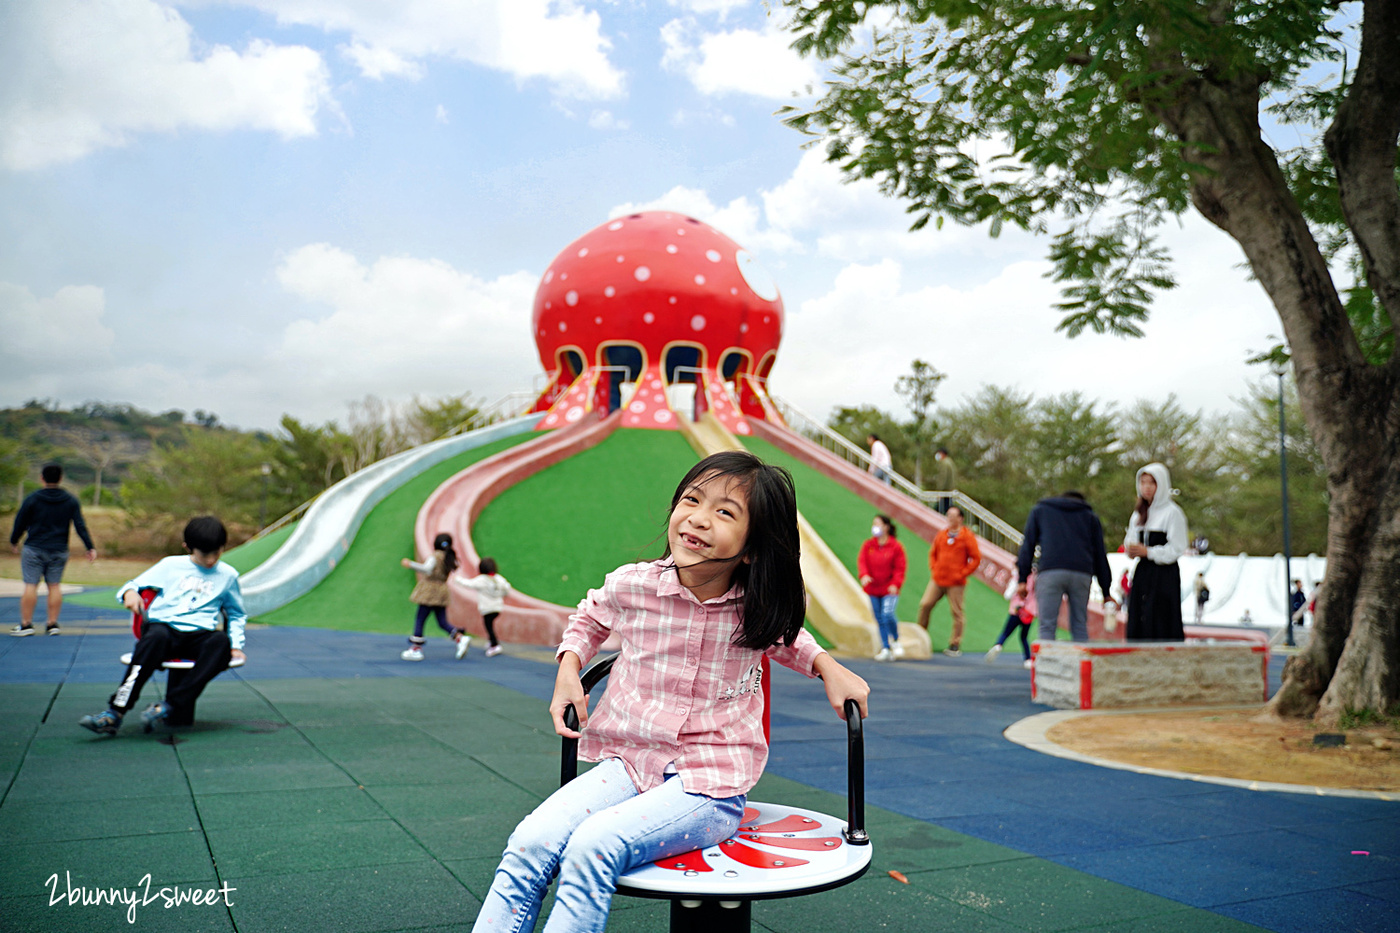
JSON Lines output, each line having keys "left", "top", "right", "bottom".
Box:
{"left": 1016, "top": 491, "right": 1115, "bottom": 643}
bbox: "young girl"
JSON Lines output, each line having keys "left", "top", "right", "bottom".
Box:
{"left": 987, "top": 568, "right": 1036, "bottom": 668}
{"left": 399, "top": 532, "right": 470, "bottom": 661}
{"left": 858, "top": 514, "right": 906, "bottom": 661}
{"left": 471, "top": 451, "right": 870, "bottom": 933}
{"left": 462, "top": 557, "right": 511, "bottom": 657}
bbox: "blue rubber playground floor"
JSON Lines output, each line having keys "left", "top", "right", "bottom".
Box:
{"left": 0, "top": 598, "right": 1395, "bottom": 933}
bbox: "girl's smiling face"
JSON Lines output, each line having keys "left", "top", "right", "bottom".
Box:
{"left": 668, "top": 471, "right": 752, "bottom": 574}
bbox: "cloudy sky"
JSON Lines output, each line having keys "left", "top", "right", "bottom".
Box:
{"left": 0, "top": 0, "right": 1288, "bottom": 432}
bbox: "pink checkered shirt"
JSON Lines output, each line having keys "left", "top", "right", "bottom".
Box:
{"left": 557, "top": 559, "right": 825, "bottom": 798}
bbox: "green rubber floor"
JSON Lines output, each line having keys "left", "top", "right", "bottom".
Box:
{"left": 0, "top": 664, "right": 1270, "bottom": 933}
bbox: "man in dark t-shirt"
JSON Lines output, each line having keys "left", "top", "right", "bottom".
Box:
{"left": 9, "top": 464, "right": 97, "bottom": 635}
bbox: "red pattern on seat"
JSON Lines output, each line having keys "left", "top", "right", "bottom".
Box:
{"left": 737, "top": 834, "right": 843, "bottom": 851}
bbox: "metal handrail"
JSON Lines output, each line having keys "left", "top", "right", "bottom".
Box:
{"left": 246, "top": 496, "right": 315, "bottom": 542}
{"left": 768, "top": 394, "right": 1024, "bottom": 554}
{"left": 441, "top": 392, "right": 538, "bottom": 439}
{"left": 667, "top": 366, "right": 711, "bottom": 420}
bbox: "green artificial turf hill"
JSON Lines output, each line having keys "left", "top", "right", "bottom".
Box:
{"left": 472, "top": 428, "right": 700, "bottom": 607}
{"left": 255, "top": 433, "right": 536, "bottom": 634}
{"left": 224, "top": 523, "right": 296, "bottom": 573}
{"left": 741, "top": 435, "right": 1009, "bottom": 652}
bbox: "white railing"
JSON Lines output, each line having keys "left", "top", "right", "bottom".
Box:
{"left": 768, "top": 394, "right": 1024, "bottom": 554}
{"left": 442, "top": 391, "right": 538, "bottom": 438}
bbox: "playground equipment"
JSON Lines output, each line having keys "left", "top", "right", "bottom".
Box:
{"left": 562, "top": 652, "right": 870, "bottom": 932}
{"left": 238, "top": 417, "right": 541, "bottom": 615}
{"left": 529, "top": 211, "right": 785, "bottom": 434}
{"left": 241, "top": 211, "right": 1015, "bottom": 655}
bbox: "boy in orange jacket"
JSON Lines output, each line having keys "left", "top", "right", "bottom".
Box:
{"left": 916, "top": 506, "right": 981, "bottom": 656}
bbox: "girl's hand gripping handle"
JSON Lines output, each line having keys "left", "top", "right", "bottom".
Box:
{"left": 551, "top": 651, "right": 588, "bottom": 738}
{"left": 814, "top": 653, "right": 870, "bottom": 721}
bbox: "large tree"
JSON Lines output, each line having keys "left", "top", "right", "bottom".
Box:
{"left": 782, "top": 0, "right": 1399, "bottom": 723}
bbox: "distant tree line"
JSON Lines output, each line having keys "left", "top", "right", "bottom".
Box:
{"left": 829, "top": 364, "right": 1327, "bottom": 557}
{"left": 1, "top": 394, "right": 483, "bottom": 542}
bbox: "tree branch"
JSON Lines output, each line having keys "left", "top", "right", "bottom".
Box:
{"left": 1324, "top": 0, "right": 1400, "bottom": 358}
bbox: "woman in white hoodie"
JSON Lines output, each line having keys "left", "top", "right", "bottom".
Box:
{"left": 1124, "top": 463, "right": 1189, "bottom": 640}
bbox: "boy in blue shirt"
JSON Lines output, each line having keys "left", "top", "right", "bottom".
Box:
{"left": 80, "top": 516, "right": 247, "bottom": 735}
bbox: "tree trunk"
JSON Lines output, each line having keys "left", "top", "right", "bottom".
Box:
{"left": 1149, "top": 54, "right": 1400, "bottom": 721}
{"left": 93, "top": 466, "right": 103, "bottom": 506}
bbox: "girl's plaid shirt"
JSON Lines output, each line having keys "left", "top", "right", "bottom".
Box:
{"left": 558, "top": 559, "right": 824, "bottom": 798}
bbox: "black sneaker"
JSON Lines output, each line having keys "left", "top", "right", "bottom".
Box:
{"left": 79, "top": 709, "right": 123, "bottom": 735}
{"left": 8, "top": 624, "right": 35, "bottom": 637}
{"left": 45, "top": 624, "right": 61, "bottom": 636}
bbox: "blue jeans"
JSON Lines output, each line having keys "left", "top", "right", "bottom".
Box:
{"left": 473, "top": 757, "right": 746, "bottom": 933}
{"left": 1036, "top": 569, "right": 1091, "bottom": 642}
{"left": 869, "top": 594, "right": 899, "bottom": 649}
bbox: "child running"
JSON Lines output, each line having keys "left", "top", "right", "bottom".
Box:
{"left": 471, "top": 450, "right": 870, "bottom": 933}
{"left": 399, "top": 532, "right": 470, "bottom": 661}
{"left": 986, "top": 569, "right": 1036, "bottom": 669}
{"left": 462, "top": 557, "right": 511, "bottom": 657}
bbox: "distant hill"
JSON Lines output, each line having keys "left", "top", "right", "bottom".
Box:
{"left": 0, "top": 400, "right": 237, "bottom": 508}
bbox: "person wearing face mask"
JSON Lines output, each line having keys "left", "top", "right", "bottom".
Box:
{"left": 859, "top": 514, "right": 907, "bottom": 661}
{"left": 1124, "top": 463, "right": 1189, "bottom": 641}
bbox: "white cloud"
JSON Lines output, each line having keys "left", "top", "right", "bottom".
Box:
{"left": 605, "top": 149, "right": 1040, "bottom": 266}
{"left": 770, "top": 212, "right": 1285, "bottom": 423}
{"left": 660, "top": 16, "right": 818, "bottom": 99}
{"left": 0, "top": 0, "right": 333, "bottom": 171}
{"left": 343, "top": 42, "right": 424, "bottom": 80}
{"left": 760, "top": 148, "right": 1039, "bottom": 262}
{"left": 0, "top": 284, "right": 117, "bottom": 388}
{"left": 667, "top": 0, "right": 749, "bottom": 20}
{"left": 227, "top": 0, "right": 626, "bottom": 99}
{"left": 588, "top": 109, "right": 629, "bottom": 130}
{"left": 435, "top": 104, "right": 450, "bottom": 123}
{"left": 270, "top": 244, "right": 540, "bottom": 408}
{"left": 608, "top": 186, "right": 800, "bottom": 255}
{"left": 0, "top": 247, "right": 543, "bottom": 429}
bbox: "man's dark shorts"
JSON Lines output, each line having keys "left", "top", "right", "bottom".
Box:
{"left": 20, "top": 547, "right": 68, "bottom": 586}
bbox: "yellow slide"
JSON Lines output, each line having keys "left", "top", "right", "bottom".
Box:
{"left": 679, "top": 411, "right": 931, "bottom": 659}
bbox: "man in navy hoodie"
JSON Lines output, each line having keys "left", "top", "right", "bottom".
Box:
{"left": 9, "top": 464, "right": 97, "bottom": 636}
{"left": 1015, "top": 491, "right": 1115, "bottom": 643}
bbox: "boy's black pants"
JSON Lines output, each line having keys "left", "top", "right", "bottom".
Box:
{"left": 111, "top": 623, "right": 231, "bottom": 726}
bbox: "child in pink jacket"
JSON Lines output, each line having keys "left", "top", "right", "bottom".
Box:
{"left": 986, "top": 569, "right": 1036, "bottom": 668}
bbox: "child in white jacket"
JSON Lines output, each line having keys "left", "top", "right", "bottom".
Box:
{"left": 463, "top": 557, "right": 511, "bottom": 657}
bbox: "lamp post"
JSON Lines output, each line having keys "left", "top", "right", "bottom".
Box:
{"left": 1270, "top": 361, "right": 1295, "bottom": 647}
{"left": 259, "top": 463, "right": 272, "bottom": 533}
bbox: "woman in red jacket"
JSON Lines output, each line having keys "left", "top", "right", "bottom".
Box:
{"left": 859, "top": 514, "right": 907, "bottom": 661}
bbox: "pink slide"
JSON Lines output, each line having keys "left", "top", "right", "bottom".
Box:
{"left": 413, "top": 412, "right": 622, "bottom": 647}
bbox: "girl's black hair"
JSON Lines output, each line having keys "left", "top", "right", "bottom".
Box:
{"left": 433, "top": 532, "right": 459, "bottom": 574}
{"left": 479, "top": 556, "right": 498, "bottom": 575}
{"left": 875, "top": 514, "right": 897, "bottom": 539}
{"left": 663, "top": 450, "right": 806, "bottom": 650}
